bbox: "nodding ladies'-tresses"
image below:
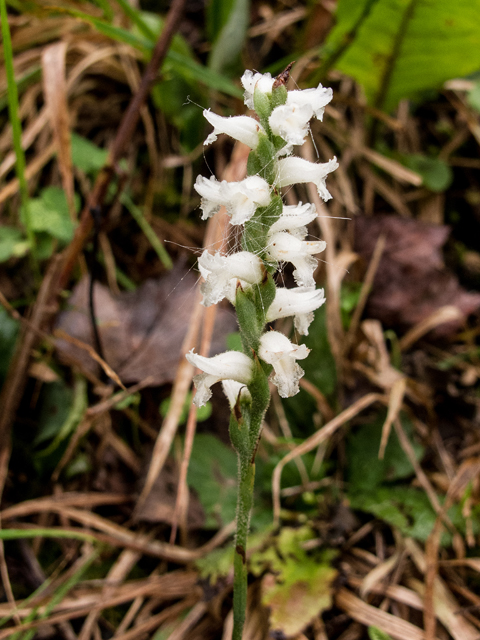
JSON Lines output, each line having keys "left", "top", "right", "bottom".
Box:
{"left": 186, "top": 65, "right": 337, "bottom": 640}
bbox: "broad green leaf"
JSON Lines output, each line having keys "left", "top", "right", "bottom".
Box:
{"left": 37, "top": 375, "right": 87, "bottom": 457}
{"left": 0, "top": 306, "right": 19, "bottom": 382}
{"left": 263, "top": 560, "right": 336, "bottom": 637}
{"left": 327, "top": 0, "right": 480, "bottom": 111}
{"left": 23, "top": 187, "right": 78, "bottom": 243}
{"left": 250, "top": 527, "right": 337, "bottom": 637}
{"left": 208, "top": 0, "right": 250, "bottom": 76}
{"left": 400, "top": 154, "right": 453, "bottom": 192}
{"left": 349, "top": 485, "right": 437, "bottom": 540}
{"left": 71, "top": 133, "right": 108, "bottom": 174}
{"left": 0, "top": 226, "right": 29, "bottom": 262}
{"left": 34, "top": 380, "right": 74, "bottom": 446}
{"left": 346, "top": 411, "right": 424, "bottom": 491}
{"left": 187, "top": 434, "right": 237, "bottom": 528}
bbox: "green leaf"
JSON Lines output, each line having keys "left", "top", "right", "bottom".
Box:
{"left": 23, "top": 187, "right": 78, "bottom": 243}
{"left": 400, "top": 154, "right": 453, "bottom": 192}
{"left": 327, "top": 0, "right": 480, "bottom": 111}
{"left": 0, "top": 227, "right": 29, "bottom": 262}
{"left": 37, "top": 375, "right": 88, "bottom": 457}
{"left": 347, "top": 411, "right": 424, "bottom": 491}
{"left": 349, "top": 485, "right": 437, "bottom": 541}
{"left": 71, "top": 133, "right": 108, "bottom": 174}
{"left": 250, "top": 527, "right": 337, "bottom": 637}
{"left": 369, "top": 627, "right": 394, "bottom": 640}
{"left": 187, "top": 434, "right": 237, "bottom": 528}
{"left": 34, "top": 380, "right": 74, "bottom": 446}
{"left": 208, "top": 0, "right": 250, "bottom": 76}
{"left": 467, "top": 81, "right": 480, "bottom": 113}
{"left": 0, "top": 306, "right": 19, "bottom": 382}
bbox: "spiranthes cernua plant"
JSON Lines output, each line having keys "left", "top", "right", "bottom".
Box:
{"left": 187, "top": 66, "right": 338, "bottom": 639}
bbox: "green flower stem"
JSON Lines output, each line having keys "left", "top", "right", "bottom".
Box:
{"left": 230, "top": 80, "right": 290, "bottom": 639}
{"left": 233, "top": 455, "right": 255, "bottom": 640}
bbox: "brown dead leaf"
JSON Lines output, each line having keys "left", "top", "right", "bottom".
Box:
{"left": 55, "top": 266, "right": 237, "bottom": 385}
{"left": 354, "top": 216, "right": 480, "bottom": 336}
{"left": 135, "top": 457, "right": 205, "bottom": 528}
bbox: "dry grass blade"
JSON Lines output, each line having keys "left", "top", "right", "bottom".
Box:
{"left": 54, "top": 329, "right": 126, "bottom": 389}
{"left": 399, "top": 306, "right": 463, "bottom": 351}
{"left": 378, "top": 377, "right": 406, "bottom": 459}
{"left": 335, "top": 588, "right": 428, "bottom": 640}
{"left": 41, "top": 41, "right": 75, "bottom": 219}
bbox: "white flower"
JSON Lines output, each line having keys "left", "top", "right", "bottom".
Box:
{"left": 198, "top": 250, "right": 265, "bottom": 307}
{"left": 276, "top": 156, "right": 338, "bottom": 202}
{"left": 266, "top": 286, "right": 326, "bottom": 335}
{"left": 241, "top": 70, "right": 275, "bottom": 110}
{"left": 286, "top": 84, "right": 333, "bottom": 121}
{"left": 269, "top": 102, "right": 313, "bottom": 151}
{"left": 266, "top": 231, "right": 326, "bottom": 287}
{"left": 186, "top": 350, "right": 254, "bottom": 407}
{"left": 222, "top": 380, "right": 252, "bottom": 409}
{"left": 268, "top": 202, "right": 318, "bottom": 238}
{"left": 259, "top": 331, "right": 310, "bottom": 398}
{"left": 203, "top": 110, "right": 265, "bottom": 149}
{"left": 194, "top": 175, "right": 271, "bottom": 225}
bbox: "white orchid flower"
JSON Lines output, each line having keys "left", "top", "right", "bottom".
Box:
{"left": 222, "top": 380, "right": 252, "bottom": 410}
{"left": 198, "top": 250, "right": 265, "bottom": 307}
{"left": 286, "top": 84, "right": 333, "bottom": 121}
{"left": 266, "top": 286, "right": 326, "bottom": 335}
{"left": 269, "top": 102, "right": 313, "bottom": 151}
{"left": 258, "top": 330, "right": 310, "bottom": 398}
{"left": 186, "top": 350, "right": 254, "bottom": 407}
{"left": 266, "top": 231, "right": 326, "bottom": 287}
{"left": 276, "top": 156, "right": 338, "bottom": 202}
{"left": 268, "top": 202, "right": 318, "bottom": 240}
{"left": 241, "top": 70, "right": 275, "bottom": 110}
{"left": 203, "top": 110, "right": 266, "bottom": 149}
{"left": 194, "top": 175, "right": 271, "bottom": 225}
{"left": 268, "top": 202, "right": 318, "bottom": 239}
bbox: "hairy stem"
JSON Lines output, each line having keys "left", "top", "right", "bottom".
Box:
{"left": 233, "top": 455, "right": 255, "bottom": 640}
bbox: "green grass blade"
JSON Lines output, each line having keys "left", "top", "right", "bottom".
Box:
{"left": 0, "top": 0, "right": 36, "bottom": 262}
{"left": 121, "top": 193, "right": 173, "bottom": 270}
{"left": 0, "top": 528, "right": 97, "bottom": 542}
{"left": 114, "top": 0, "right": 157, "bottom": 41}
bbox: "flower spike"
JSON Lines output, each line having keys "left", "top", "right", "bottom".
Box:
{"left": 188, "top": 67, "right": 338, "bottom": 640}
